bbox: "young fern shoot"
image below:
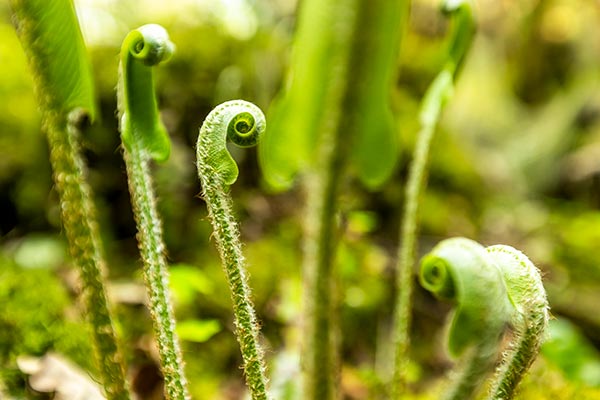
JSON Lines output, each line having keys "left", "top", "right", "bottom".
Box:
{"left": 420, "top": 238, "right": 513, "bottom": 400}
{"left": 117, "top": 25, "right": 190, "bottom": 400}
{"left": 392, "top": 0, "right": 475, "bottom": 393}
{"left": 10, "top": 1, "right": 130, "bottom": 398}
{"left": 486, "top": 246, "right": 549, "bottom": 400}
{"left": 196, "top": 100, "right": 269, "bottom": 400}
{"left": 419, "top": 238, "right": 550, "bottom": 400}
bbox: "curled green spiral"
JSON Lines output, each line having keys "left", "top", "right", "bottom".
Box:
{"left": 118, "top": 24, "right": 174, "bottom": 162}
{"left": 197, "top": 100, "right": 265, "bottom": 186}
{"left": 125, "top": 26, "right": 174, "bottom": 66}
{"left": 227, "top": 111, "right": 261, "bottom": 147}
{"left": 419, "top": 237, "right": 513, "bottom": 358}
{"left": 420, "top": 256, "right": 455, "bottom": 300}
{"left": 420, "top": 238, "right": 550, "bottom": 400}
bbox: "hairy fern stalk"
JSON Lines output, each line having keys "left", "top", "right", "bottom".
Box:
{"left": 117, "top": 24, "right": 189, "bottom": 400}
{"left": 196, "top": 100, "right": 270, "bottom": 400}
{"left": 10, "top": 1, "right": 130, "bottom": 398}
{"left": 486, "top": 246, "right": 549, "bottom": 400}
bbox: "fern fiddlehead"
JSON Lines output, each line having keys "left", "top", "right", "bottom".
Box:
{"left": 420, "top": 239, "right": 513, "bottom": 356}
{"left": 119, "top": 24, "right": 173, "bottom": 161}
{"left": 196, "top": 100, "right": 269, "bottom": 400}
{"left": 117, "top": 24, "right": 189, "bottom": 400}
{"left": 419, "top": 238, "right": 549, "bottom": 400}
{"left": 420, "top": 238, "right": 513, "bottom": 400}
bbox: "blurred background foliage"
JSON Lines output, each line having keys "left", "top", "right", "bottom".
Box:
{"left": 1, "top": 0, "right": 600, "bottom": 398}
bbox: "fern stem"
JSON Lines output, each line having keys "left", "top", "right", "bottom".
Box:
{"left": 392, "top": 119, "right": 437, "bottom": 395}
{"left": 197, "top": 163, "right": 269, "bottom": 399}
{"left": 196, "top": 101, "right": 269, "bottom": 400}
{"left": 45, "top": 112, "right": 131, "bottom": 400}
{"left": 117, "top": 24, "right": 188, "bottom": 400}
{"left": 297, "top": 1, "right": 362, "bottom": 396}
{"left": 392, "top": 2, "right": 475, "bottom": 393}
{"left": 392, "top": 69, "right": 454, "bottom": 395}
{"left": 489, "top": 320, "right": 544, "bottom": 400}
{"left": 444, "top": 346, "right": 497, "bottom": 400}
{"left": 10, "top": 0, "right": 130, "bottom": 396}
{"left": 486, "top": 246, "right": 549, "bottom": 400}
{"left": 123, "top": 142, "right": 189, "bottom": 400}
{"left": 301, "top": 129, "right": 346, "bottom": 400}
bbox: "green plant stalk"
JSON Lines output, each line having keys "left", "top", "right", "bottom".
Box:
{"left": 298, "top": 3, "right": 359, "bottom": 397}
{"left": 47, "top": 113, "right": 131, "bottom": 400}
{"left": 123, "top": 144, "right": 189, "bottom": 399}
{"left": 301, "top": 132, "right": 346, "bottom": 400}
{"left": 297, "top": 0, "right": 409, "bottom": 396}
{"left": 10, "top": 1, "right": 130, "bottom": 398}
{"left": 392, "top": 1, "right": 475, "bottom": 394}
{"left": 117, "top": 25, "right": 188, "bottom": 400}
{"left": 260, "top": 0, "right": 408, "bottom": 392}
{"left": 486, "top": 246, "right": 549, "bottom": 400}
{"left": 196, "top": 100, "right": 269, "bottom": 400}
{"left": 488, "top": 320, "right": 542, "bottom": 400}
{"left": 392, "top": 70, "right": 452, "bottom": 396}
{"left": 444, "top": 347, "right": 498, "bottom": 400}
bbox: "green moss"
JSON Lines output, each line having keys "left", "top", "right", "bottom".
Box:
{"left": 0, "top": 250, "right": 93, "bottom": 395}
